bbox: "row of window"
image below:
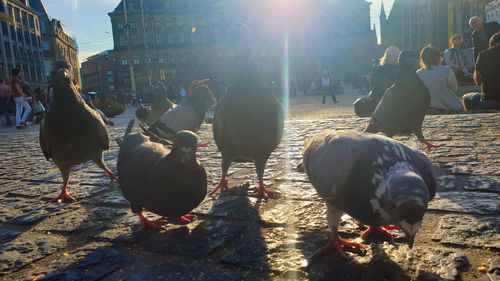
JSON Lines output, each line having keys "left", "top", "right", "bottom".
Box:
{"left": 0, "top": 62, "right": 43, "bottom": 82}
{"left": 486, "top": 9, "right": 500, "bottom": 21}
{"left": 120, "top": 54, "right": 222, "bottom": 66}
{"left": 9, "top": 4, "right": 39, "bottom": 31}
{"left": 1, "top": 21, "right": 42, "bottom": 49}
{"left": 1, "top": 41, "right": 43, "bottom": 62}
{"left": 117, "top": 30, "right": 221, "bottom": 47}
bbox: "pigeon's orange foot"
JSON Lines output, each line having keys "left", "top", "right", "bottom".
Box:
{"left": 360, "top": 226, "right": 399, "bottom": 242}
{"left": 197, "top": 141, "right": 211, "bottom": 147}
{"left": 210, "top": 178, "right": 229, "bottom": 196}
{"left": 177, "top": 214, "right": 196, "bottom": 224}
{"left": 47, "top": 187, "right": 77, "bottom": 204}
{"left": 104, "top": 171, "right": 118, "bottom": 186}
{"left": 251, "top": 180, "right": 279, "bottom": 198}
{"left": 421, "top": 141, "right": 443, "bottom": 150}
{"left": 316, "top": 235, "right": 365, "bottom": 259}
{"left": 139, "top": 212, "right": 167, "bottom": 230}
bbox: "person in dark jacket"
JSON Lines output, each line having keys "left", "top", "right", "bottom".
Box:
{"left": 469, "top": 16, "right": 500, "bottom": 63}
{"left": 354, "top": 46, "right": 400, "bottom": 117}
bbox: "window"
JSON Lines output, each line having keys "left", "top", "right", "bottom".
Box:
{"left": 191, "top": 32, "right": 196, "bottom": 43}
{"left": 107, "top": 70, "right": 113, "bottom": 75}
{"left": 179, "top": 32, "right": 184, "bottom": 44}
{"left": 129, "top": 22, "right": 136, "bottom": 29}
{"left": 17, "top": 29, "right": 22, "bottom": 42}
{"left": 134, "top": 58, "right": 139, "bottom": 64}
{"left": 42, "top": 41, "right": 49, "bottom": 50}
{"left": 201, "top": 31, "right": 208, "bottom": 42}
{"left": 108, "top": 77, "right": 114, "bottom": 82}
{"left": 121, "top": 59, "right": 127, "bottom": 65}
{"left": 22, "top": 12, "right": 27, "bottom": 26}
{"left": 119, "top": 34, "right": 125, "bottom": 46}
{"left": 159, "top": 69, "right": 166, "bottom": 80}
{"left": 167, "top": 32, "right": 173, "bottom": 44}
{"left": 118, "top": 23, "right": 124, "bottom": 29}
{"left": 29, "top": 15, "right": 34, "bottom": 28}
{"left": 158, "top": 57, "right": 164, "bottom": 63}
{"left": 155, "top": 33, "right": 162, "bottom": 45}
{"left": 215, "top": 29, "right": 221, "bottom": 40}
{"left": 10, "top": 26, "right": 15, "bottom": 40}
{"left": 178, "top": 22, "right": 183, "bottom": 28}
{"left": 166, "top": 21, "right": 172, "bottom": 28}
{"left": 24, "top": 31, "right": 29, "bottom": 45}
{"left": 1, "top": 22, "right": 7, "bottom": 36}
{"left": 4, "top": 42, "right": 10, "bottom": 58}
{"left": 154, "top": 21, "right": 160, "bottom": 29}
{"left": 41, "top": 21, "right": 45, "bottom": 33}
{"left": 128, "top": 3, "right": 134, "bottom": 10}
{"left": 131, "top": 34, "right": 137, "bottom": 45}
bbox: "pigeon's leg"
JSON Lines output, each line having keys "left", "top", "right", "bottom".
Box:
{"left": 138, "top": 212, "right": 167, "bottom": 230}
{"left": 94, "top": 157, "right": 118, "bottom": 186}
{"left": 360, "top": 226, "right": 399, "bottom": 242}
{"left": 48, "top": 167, "right": 76, "bottom": 203}
{"left": 177, "top": 214, "right": 196, "bottom": 224}
{"left": 197, "top": 141, "right": 211, "bottom": 147}
{"left": 209, "top": 158, "right": 230, "bottom": 195}
{"left": 251, "top": 159, "right": 279, "bottom": 198}
{"left": 416, "top": 131, "right": 443, "bottom": 150}
{"left": 316, "top": 206, "right": 365, "bottom": 259}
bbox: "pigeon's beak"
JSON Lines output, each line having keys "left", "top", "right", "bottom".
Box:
{"left": 179, "top": 148, "right": 195, "bottom": 165}
{"left": 58, "top": 68, "right": 69, "bottom": 78}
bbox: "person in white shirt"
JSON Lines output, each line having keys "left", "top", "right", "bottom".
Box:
{"left": 417, "top": 46, "right": 463, "bottom": 111}
{"left": 321, "top": 70, "right": 338, "bottom": 104}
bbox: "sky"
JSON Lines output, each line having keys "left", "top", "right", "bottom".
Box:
{"left": 44, "top": 0, "right": 395, "bottom": 66}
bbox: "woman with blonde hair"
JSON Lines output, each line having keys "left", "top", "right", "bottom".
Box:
{"left": 444, "top": 34, "right": 468, "bottom": 81}
{"left": 354, "top": 46, "right": 400, "bottom": 117}
{"left": 417, "top": 46, "right": 463, "bottom": 111}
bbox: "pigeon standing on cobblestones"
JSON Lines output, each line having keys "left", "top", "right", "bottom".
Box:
{"left": 117, "top": 119, "right": 207, "bottom": 229}
{"left": 39, "top": 60, "right": 117, "bottom": 203}
{"left": 211, "top": 24, "right": 284, "bottom": 197}
{"left": 365, "top": 50, "right": 442, "bottom": 150}
{"left": 135, "top": 85, "right": 175, "bottom": 125}
{"left": 302, "top": 130, "right": 436, "bottom": 258}
{"left": 142, "top": 86, "right": 213, "bottom": 146}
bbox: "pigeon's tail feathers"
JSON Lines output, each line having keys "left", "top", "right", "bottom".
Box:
{"left": 116, "top": 119, "right": 135, "bottom": 146}
{"left": 138, "top": 123, "right": 173, "bottom": 146}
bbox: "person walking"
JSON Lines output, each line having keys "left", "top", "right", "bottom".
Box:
{"left": 321, "top": 70, "right": 338, "bottom": 104}
{"left": 0, "top": 79, "right": 12, "bottom": 126}
{"left": 11, "top": 69, "right": 31, "bottom": 129}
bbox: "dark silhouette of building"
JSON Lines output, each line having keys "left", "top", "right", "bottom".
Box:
{"left": 109, "top": 0, "right": 377, "bottom": 92}
{"left": 380, "top": 0, "right": 486, "bottom": 52}
{"left": 80, "top": 50, "right": 116, "bottom": 94}
{"left": 0, "top": 0, "right": 46, "bottom": 88}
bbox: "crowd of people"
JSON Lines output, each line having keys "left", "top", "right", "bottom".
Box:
{"left": 355, "top": 16, "right": 500, "bottom": 117}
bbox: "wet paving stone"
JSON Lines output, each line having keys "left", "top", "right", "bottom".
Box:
{"left": 129, "top": 263, "right": 241, "bottom": 281}
{"left": 22, "top": 243, "right": 130, "bottom": 281}
{"left": 261, "top": 200, "right": 328, "bottom": 228}
{"left": 428, "top": 192, "right": 500, "bottom": 215}
{"left": 0, "top": 234, "right": 67, "bottom": 275}
{"left": 432, "top": 215, "right": 500, "bottom": 249}
{"left": 141, "top": 219, "right": 245, "bottom": 257}
{"left": 206, "top": 195, "right": 260, "bottom": 221}
{"left": 464, "top": 176, "right": 500, "bottom": 192}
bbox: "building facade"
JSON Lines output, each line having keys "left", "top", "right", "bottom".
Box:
{"left": 109, "top": 0, "right": 377, "bottom": 92}
{"left": 486, "top": 0, "right": 500, "bottom": 23}
{"left": 380, "top": 0, "right": 486, "bottom": 52}
{"left": 29, "top": 0, "right": 81, "bottom": 89}
{"left": 0, "top": 0, "right": 46, "bottom": 88}
{"left": 80, "top": 50, "right": 116, "bottom": 94}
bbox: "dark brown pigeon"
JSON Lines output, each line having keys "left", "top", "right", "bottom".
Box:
{"left": 211, "top": 24, "right": 284, "bottom": 197}
{"left": 117, "top": 120, "right": 207, "bottom": 229}
{"left": 135, "top": 85, "right": 175, "bottom": 125}
{"left": 302, "top": 130, "right": 436, "bottom": 258}
{"left": 365, "top": 50, "right": 442, "bottom": 150}
{"left": 39, "top": 60, "right": 117, "bottom": 203}
{"left": 142, "top": 86, "right": 213, "bottom": 146}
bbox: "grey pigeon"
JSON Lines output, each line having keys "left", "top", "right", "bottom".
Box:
{"left": 117, "top": 120, "right": 207, "bottom": 229}
{"left": 142, "top": 86, "right": 213, "bottom": 146}
{"left": 135, "top": 85, "right": 175, "bottom": 125}
{"left": 40, "top": 60, "right": 117, "bottom": 203}
{"left": 211, "top": 24, "right": 284, "bottom": 197}
{"left": 365, "top": 50, "right": 442, "bottom": 150}
{"left": 302, "top": 130, "right": 436, "bottom": 258}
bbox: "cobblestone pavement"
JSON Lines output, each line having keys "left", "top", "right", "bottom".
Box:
{"left": 0, "top": 92, "right": 499, "bottom": 281}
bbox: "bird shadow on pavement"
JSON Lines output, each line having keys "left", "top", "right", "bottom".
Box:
{"left": 296, "top": 231, "right": 445, "bottom": 281}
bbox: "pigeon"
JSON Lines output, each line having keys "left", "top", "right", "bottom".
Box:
{"left": 302, "top": 130, "right": 436, "bottom": 258}
{"left": 142, "top": 86, "right": 213, "bottom": 146}
{"left": 135, "top": 85, "right": 175, "bottom": 125}
{"left": 365, "top": 50, "right": 442, "bottom": 150}
{"left": 39, "top": 60, "right": 117, "bottom": 203}
{"left": 211, "top": 24, "right": 284, "bottom": 197}
{"left": 116, "top": 119, "right": 207, "bottom": 229}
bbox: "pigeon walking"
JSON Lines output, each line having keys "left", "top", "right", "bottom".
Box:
{"left": 211, "top": 24, "right": 284, "bottom": 197}
{"left": 39, "top": 60, "right": 117, "bottom": 203}
{"left": 141, "top": 86, "right": 213, "bottom": 146}
{"left": 302, "top": 130, "right": 436, "bottom": 258}
{"left": 365, "top": 50, "right": 442, "bottom": 150}
{"left": 117, "top": 120, "right": 207, "bottom": 229}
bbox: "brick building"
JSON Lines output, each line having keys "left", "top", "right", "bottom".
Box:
{"left": 109, "top": 0, "right": 377, "bottom": 92}
{"left": 0, "top": 0, "right": 46, "bottom": 88}
{"left": 29, "top": 0, "right": 80, "bottom": 89}
{"left": 80, "top": 50, "right": 116, "bottom": 94}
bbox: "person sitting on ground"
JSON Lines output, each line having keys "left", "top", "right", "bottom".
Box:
{"left": 444, "top": 34, "right": 470, "bottom": 82}
{"left": 469, "top": 16, "right": 500, "bottom": 63}
{"left": 417, "top": 46, "right": 463, "bottom": 111}
{"left": 354, "top": 45, "right": 400, "bottom": 117}
{"left": 462, "top": 32, "right": 500, "bottom": 110}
